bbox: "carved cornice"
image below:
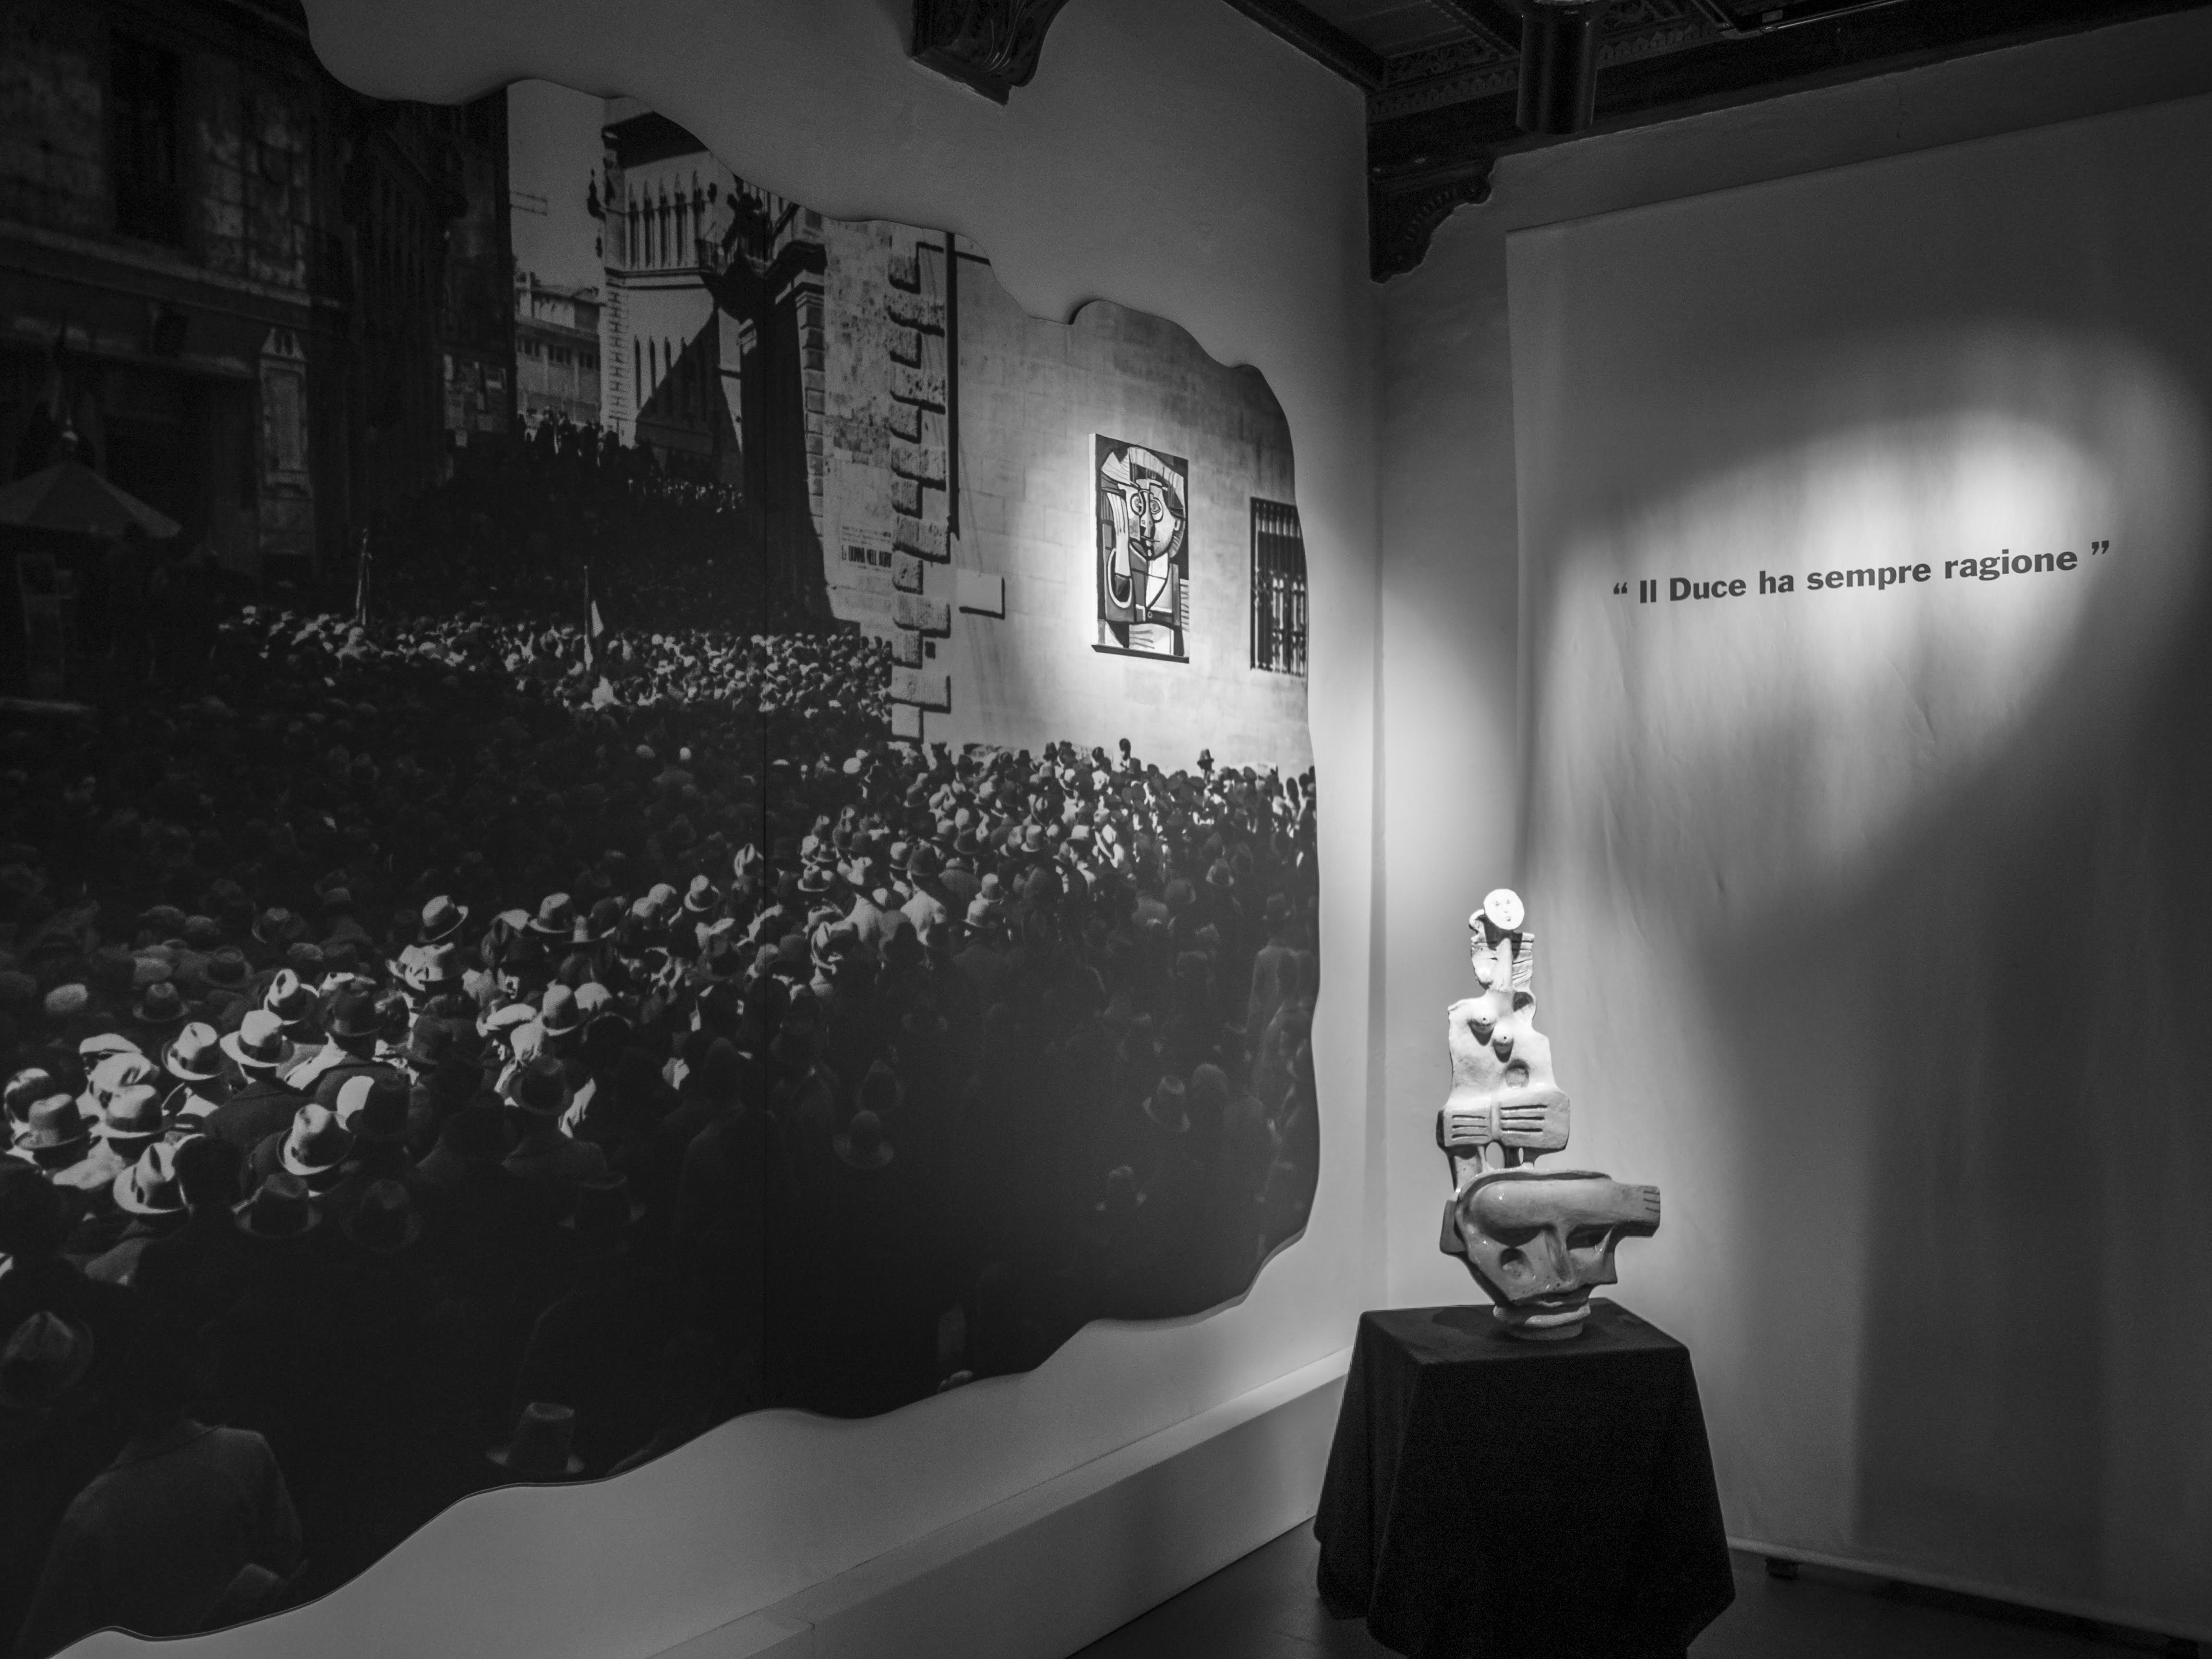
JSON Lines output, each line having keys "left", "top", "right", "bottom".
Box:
{"left": 910, "top": 0, "right": 1076, "bottom": 104}
{"left": 1370, "top": 155, "right": 1497, "bottom": 281}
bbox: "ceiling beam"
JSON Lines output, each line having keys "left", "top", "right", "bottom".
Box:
{"left": 1217, "top": 0, "right": 1389, "bottom": 90}
{"left": 1369, "top": 0, "right": 2212, "bottom": 277}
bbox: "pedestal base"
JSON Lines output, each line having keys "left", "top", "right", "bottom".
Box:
{"left": 1316, "top": 1300, "right": 1735, "bottom": 1659}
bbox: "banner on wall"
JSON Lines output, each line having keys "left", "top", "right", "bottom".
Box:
{"left": 1095, "top": 434, "right": 1190, "bottom": 658}
{"left": 1507, "top": 90, "right": 2212, "bottom": 1643}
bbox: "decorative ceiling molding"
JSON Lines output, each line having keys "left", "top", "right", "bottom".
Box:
{"left": 894, "top": 0, "right": 2212, "bottom": 272}
{"left": 1357, "top": 0, "right": 2212, "bottom": 278}
{"left": 1369, "top": 154, "right": 1497, "bottom": 280}
{"left": 910, "top": 0, "right": 1077, "bottom": 103}
{"left": 1370, "top": 37, "right": 1517, "bottom": 123}
{"left": 1425, "top": 0, "right": 1526, "bottom": 54}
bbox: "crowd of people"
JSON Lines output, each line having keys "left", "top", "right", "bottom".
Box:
{"left": 0, "top": 499, "right": 1321, "bottom": 1651}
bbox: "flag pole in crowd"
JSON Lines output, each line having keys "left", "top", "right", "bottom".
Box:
{"left": 353, "top": 526, "right": 372, "bottom": 629}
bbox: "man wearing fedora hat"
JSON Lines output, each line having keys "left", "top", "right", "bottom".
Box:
{"left": 232, "top": 1168, "right": 324, "bottom": 1244}
{"left": 257, "top": 968, "right": 320, "bottom": 1043}
{"left": 536, "top": 984, "right": 587, "bottom": 1059}
{"left": 132, "top": 1138, "right": 252, "bottom": 1333}
{"left": 528, "top": 1176, "right": 702, "bottom": 1463}
{"left": 249, "top": 1103, "right": 354, "bottom": 1196}
{"left": 0, "top": 1172, "right": 143, "bottom": 1443}
{"left": 204, "top": 1012, "right": 304, "bottom": 1153}
{"left": 157, "top": 1022, "right": 230, "bottom": 1131}
{"left": 13, "top": 1319, "right": 302, "bottom": 1657}
{"left": 323, "top": 1075, "right": 421, "bottom": 1226}
{"left": 4, "top": 1066, "right": 57, "bottom": 1148}
{"left": 417, "top": 894, "right": 470, "bottom": 947}
{"left": 952, "top": 891, "right": 1011, "bottom": 1003}
{"left": 502, "top": 1056, "right": 606, "bottom": 1210}
{"left": 398, "top": 1016, "right": 484, "bottom": 1152}
{"left": 0, "top": 1296, "right": 132, "bottom": 1647}
{"left": 10, "top": 1096, "right": 92, "bottom": 1180}
{"left": 282, "top": 983, "right": 387, "bottom": 1100}
{"left": 410, "top": 1101, "right": 545, "bottom": 1272}
{"left": 528, "top": 892, "right": 580, "bottom": 943}
{"left": 899, "top": 842, "right": 952, "bottom": 941}
{"left": 85, "top": 1140, "right": 192, "bottom": 1287}
{"left": 841, "top": 857, "right": 900, "bottom": 953}
{"left": 201, "top": 946, "right": 252, "bottom": 999}
{"left": 78, "top": 1049, "right": 156, "bottom": 1131}
{"left": 59, "top": 1082, "right": 166, "bottom": 1215}
{"left": 128, "top": 980, "right": 192, "bottom": 1052}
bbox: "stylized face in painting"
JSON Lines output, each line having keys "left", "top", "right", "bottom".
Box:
{"left": 1100, "top": 446, "right": 1186, "bottom": 620}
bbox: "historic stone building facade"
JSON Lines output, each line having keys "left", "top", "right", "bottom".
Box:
{"left": 514, "top": 273, "right": 600, "bottom": 428}
{"left": 578, "top": 104, "right": 1309, "bottom": 766}
{"left": 0, "top": 0, "right": 512, "bottom": 583}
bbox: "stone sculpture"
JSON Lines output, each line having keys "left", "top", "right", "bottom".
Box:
{"left": 1438, "top": 888, "right": 1659, "bottom": 1337}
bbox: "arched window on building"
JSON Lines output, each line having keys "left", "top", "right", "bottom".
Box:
{"left": 674, "top": 194, "right": 688, "bottom": 260}
{"left": 633, "top": 338, "right": 641, "bottom": 403}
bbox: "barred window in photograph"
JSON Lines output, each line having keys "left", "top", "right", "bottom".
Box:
{"left": 1251, "top": 497, "right": 1308, "bottom": 674}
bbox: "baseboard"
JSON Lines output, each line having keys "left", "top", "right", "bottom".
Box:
{"left": 1732, "top": 1537, "right": 2212, "bottom": 1647}
{"left": 655, "top": 1350, "right": 1352, "bottom": 1659}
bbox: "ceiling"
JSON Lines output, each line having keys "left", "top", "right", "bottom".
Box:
{"left": 1213, "top": 0, "right": 2212, "bottom": 276}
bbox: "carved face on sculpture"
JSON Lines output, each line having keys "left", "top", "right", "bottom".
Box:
{"left": 1479, "top": 888, "right": 1524, "bottom": 934}
{"left": 1449, "top": 1169, "right": 1662, "bottom": 1322}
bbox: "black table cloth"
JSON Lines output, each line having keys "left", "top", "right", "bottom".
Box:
{"left": 1314, "top": 1299, "right": 1734, "bottom": 1659}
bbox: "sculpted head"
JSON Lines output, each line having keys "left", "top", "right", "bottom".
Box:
{"left": 1448, "top": 1170, "right": 1661, "bottom": 1331}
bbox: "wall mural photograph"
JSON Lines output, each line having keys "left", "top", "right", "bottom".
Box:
{"left": 0, "top": 8, "right": 1318, "bottom": 1652}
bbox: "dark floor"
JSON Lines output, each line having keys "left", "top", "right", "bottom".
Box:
{"left": 1070, "top": 1523, "right": 2190, "bottom": 1659}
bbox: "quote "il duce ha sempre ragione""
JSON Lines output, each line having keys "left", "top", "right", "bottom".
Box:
{"left": 1613, "top": 541, "right": 2112, "bottom": 605}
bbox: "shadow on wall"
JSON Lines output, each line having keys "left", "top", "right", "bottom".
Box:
{"left": 1530, "top": 325, "right": 2211, "bottom": 1623}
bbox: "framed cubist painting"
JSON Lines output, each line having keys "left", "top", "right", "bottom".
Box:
{"left": 1095, "top": 436, "right": 1190, "bottom": 659}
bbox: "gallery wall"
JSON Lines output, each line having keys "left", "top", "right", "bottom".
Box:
{"left": 1379, "top": 9, "right": 2212, "bottom": 1640}
{"left": 44, "top": 1, "right": 1380, "bottom": 1656}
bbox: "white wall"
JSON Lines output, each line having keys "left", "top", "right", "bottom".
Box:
{"left": 1378, "top": 7, "right": 2212, "bottom": 1640}
{"left": 88, "top": 2, "right": 1381, "bottom": 1656}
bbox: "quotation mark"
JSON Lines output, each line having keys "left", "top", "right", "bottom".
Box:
{"left": 1613, "top": 582, "right": 1629, "bottom": 594}
{"left": 2091, "top": 540, "right": 2111, "bottom": 555}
